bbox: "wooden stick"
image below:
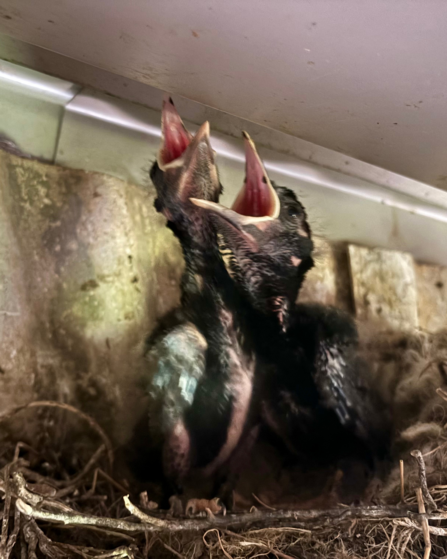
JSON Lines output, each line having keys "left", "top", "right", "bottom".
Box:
{"left": 396, "top": 517, "right": 447, "bottom": 536}
{"left": 385, "top": 524, "right": 396, "bottom": 559}
{"left": 97, "top": 469, "right": 129, "bottom": 495}
{"left": 399, "top": 460, "right": 405, "bottom": 503}
{"left": 252, "top": 493, "right": 276, "bottom": 511}
{"left": 411, "top": 450, "right": 437, "bottom": 512}
{"left": 123, "top": 496, "right": 169, "bottom": 528}
{"left": 416, "top": 488, "right": 431, "bottom": 559}
{"left": 0, "top": 464, "right": 12, "bottom": 554}
{"left": 16, "top": 498, "right": 414, "bottom": 534}
{"left": 160, "top": 541, "right": 187, "bottom": 559}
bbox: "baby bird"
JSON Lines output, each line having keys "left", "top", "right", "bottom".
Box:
{"left": 145, "top": 98, "right": 258, "bottom": 507}
{"left": 191, "top": 133, "right": 391, "bottom": 471}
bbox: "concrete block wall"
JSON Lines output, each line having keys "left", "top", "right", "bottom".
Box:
{"left": 301, "top": 237, "right": 447, "bottom": 334}
{"left": 0, "top": 149, "right": 445, "bottom": 447}
{"left": 0, "top": 150, "right": 183, "bottom": 445}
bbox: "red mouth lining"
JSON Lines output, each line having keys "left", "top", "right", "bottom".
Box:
{"left": 232, "top": 177, "right": 275, "bottom": 218}
{"left": 231, "top": 133, "right": 276, "bottom": 218}
{"left": 159, "top": 97, "right": 192, "bottom": 166}
{"left": 160, "top": 104, "right": 276, "bottom": 220}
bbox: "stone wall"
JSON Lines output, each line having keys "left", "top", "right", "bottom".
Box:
{"left": 301, "top": 236, "right": 447, "bottom": 334}
{"left": 0, "top": 150, "right": 183, "bottom": 445}
{"left": 0, "top": 151, "right": 445, "bottom": 445}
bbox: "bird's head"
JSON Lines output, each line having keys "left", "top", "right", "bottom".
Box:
{"left": 191, "top": 132, "right": 314, "bottom": 331}
{"left": 150, "top": 96, "right": 222, "bottom": 233}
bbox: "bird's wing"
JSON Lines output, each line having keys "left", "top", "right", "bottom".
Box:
{"left": 145, "top": 321, "right": 207, "bottom": 437}
{"left": 314, "top": 339, "right": 366, "bottom": 433}
{"left": 144, "top": 320, "right": 209, "bottom": 485}
{"left": 294, "top": 303, "right": 390, "bottom": 453}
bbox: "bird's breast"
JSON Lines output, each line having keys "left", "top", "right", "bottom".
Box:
{"left": 201, "top": 308, "right": 256, "bottom": 474}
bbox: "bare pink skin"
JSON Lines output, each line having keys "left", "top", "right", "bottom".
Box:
{"left": 163, "top": 420, "right": 191, "bottom": 484}
{"left": 203, "top": 309, "right": 255, "bottom": 476}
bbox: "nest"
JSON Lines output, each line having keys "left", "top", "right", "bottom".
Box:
{"left": 2, "top": 329, "right": 447, "bottom": 558}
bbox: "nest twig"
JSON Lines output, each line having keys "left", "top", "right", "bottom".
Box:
{"left": 1, "top": 400, "right": 447, "bottom": 558}
{"left": 0, "top": 400, "right": 114, "bottom": 469}
{"left": 411, "top": 450, "right": 437, "bottom": 512}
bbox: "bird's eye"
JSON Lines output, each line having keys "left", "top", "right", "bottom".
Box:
{"left": 287, "top": 206, "right": 299, "bottom": 218}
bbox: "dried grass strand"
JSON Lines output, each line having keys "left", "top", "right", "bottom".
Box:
{"left": 252, "top": 493, "right": 276, "bottom": 511}
{"left": 0, "top": 401, "right": 114, "bottom": 468}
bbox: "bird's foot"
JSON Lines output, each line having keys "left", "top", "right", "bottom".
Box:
{"left": 218, "top": 487, "right": 234, "bottom": 512}
{"left": 167, "top": 495, "right": 183, "bottom": 517}
{"left": 212, "top": 477, "right": 236, "bottom": 512}
{"left": 139, "top": 491, "right": 159, "bottom": 510}
{"left": 185, "top": 497, "right": 226, "bottom": 517}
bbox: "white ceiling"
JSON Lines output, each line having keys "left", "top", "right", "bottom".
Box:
{"left": 1, "top": 0, "right": 447, "bottom": 189}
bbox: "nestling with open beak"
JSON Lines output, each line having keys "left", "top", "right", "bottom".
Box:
{"left": 145, "top": 97, "right": 260, "bottom": 509}
{"left": 191, "top": 133, "right": 391, "bottom": 474}
{"left": 190, "top": 132, "right": 314, "bottom": 332}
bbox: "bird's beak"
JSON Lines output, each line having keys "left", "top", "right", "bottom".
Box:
{"left": 232, "top": 131, "right": 280, "bottom": 219}
{"left": 176, "top": 121, "right": 220, "bottom": 202}
{"left": 157, "top": 94, "right": 193, "bottom": 170}
{"left": 190, "top": 131, "right": 279, "bottom": 230}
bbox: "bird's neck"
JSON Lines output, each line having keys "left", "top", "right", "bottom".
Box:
{"left": 178, "top": 238, "right": 256, "bottom": 358}
{"left": 175, "top": 225, "right": 294, "bottom": 360}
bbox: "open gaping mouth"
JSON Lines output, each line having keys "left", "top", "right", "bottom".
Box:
{"left": 190, "top": 131, "right": 280, "bottom": 227}
{"left": 156, "top": 95, "right": 219, "bottom": 202}
{"left": 157, "top": 95, "right": 192, "bottom": 170}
